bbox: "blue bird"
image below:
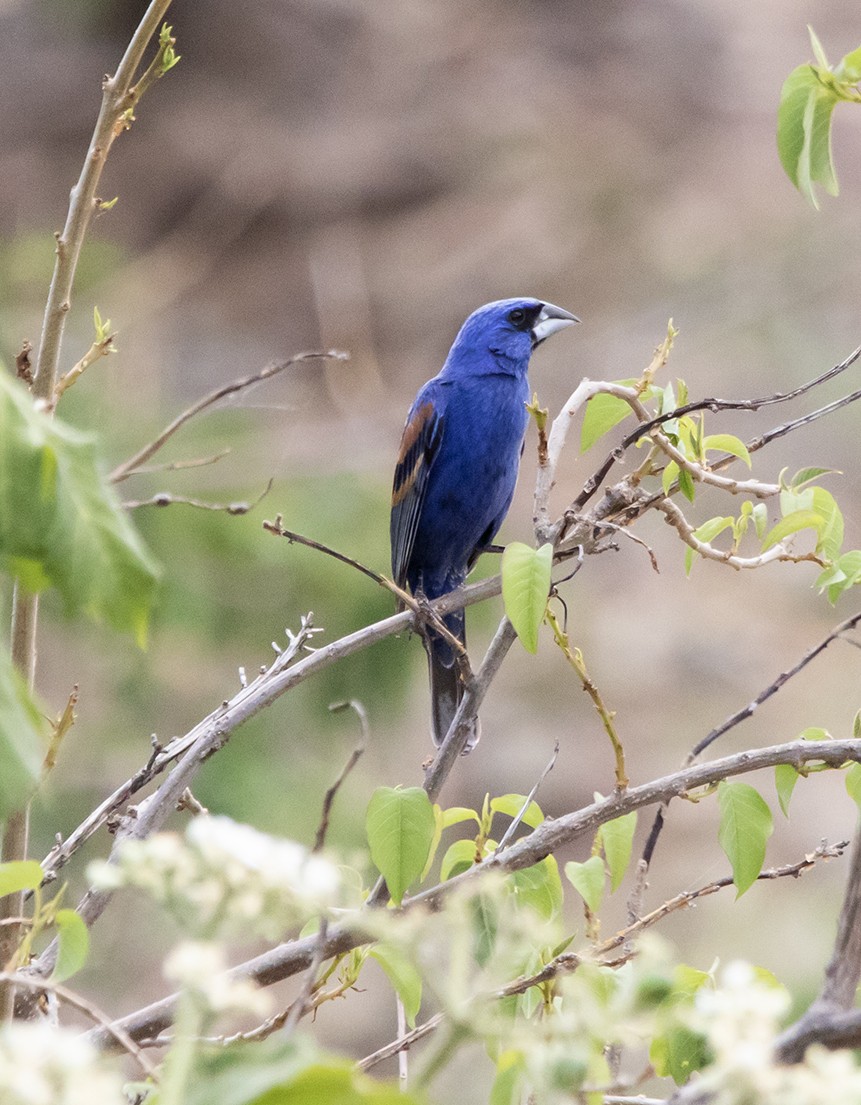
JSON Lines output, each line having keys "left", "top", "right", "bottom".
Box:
{"left": 391, "top": 298, "right": 579, "bottom": 748}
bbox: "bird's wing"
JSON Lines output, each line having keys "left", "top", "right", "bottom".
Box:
{"left": 390, "top": 396, "right": 444, "bottom": 590}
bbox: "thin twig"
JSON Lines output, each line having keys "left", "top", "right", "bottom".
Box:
{"left": 110, "top": 351, "right": 346, "bottom": 482}
{"left": 572, "top": 344, "right": 861, "bottom": 512}
{"left": 641, "top": 611, "right": 861, "bottom": 869}
{"left": 315, "top": 702, "right": 367, "bottom": 852}
{"left": 85, "top": 735, "right": 861, "bottom": 1049}
{"left": 120, "top": 448, "right": 232, "bottom": 476}
{"left": 1, "top": 0, "right": 176, "bottom": 1023}
{"left": 0, "top": 971, "right": 158, "bottom": 1078}
{"left": 494, "top": 741, "right": 560, "bottom": 855}
{"left": 263, "top": 517, "right": 469, "bottom": 666}
{"left": 124, "top": 479, "right": 273, "bottom": 514}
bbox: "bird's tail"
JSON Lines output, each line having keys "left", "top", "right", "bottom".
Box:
{"left": 426, "top": 609, "right": 480, "bottom": 751}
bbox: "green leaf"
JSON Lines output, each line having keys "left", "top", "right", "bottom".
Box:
{"left": 501, "top": 542, "right": 553, "bottom": 654}
{"left": 817, "top": 550, "right": 861, "bottom": 603}
{"left": 440, "top": 838, "right": 478, "bottom": 882}
{"left": 0, "top": 860, "right": 43, "bottom": 897}
{"left": 370, "top": 944, "right": 422, "bottom": 1029}
{"left": 777, "top": 59, "right": 841, "bottom": 208}
{"left": 51, "top": 909, "right": 90, "bottom": 983}
{"left": 678, "top": 467, "right": 696, "bottom": 503}
{"left": 812, "top": 487, "right": 844, "bottom": 559}
{"left": 441, "top": 806, "right": 480, "bottom": 828}
{"left": 183, "top": 1038, "right": 417, "bottom": 1105}
{"left": 761, "top": 509, "right": 823, "bottom": 552}
{"left": 580, "top": 389, "right": 635, "bottom": 452}
{"left": 365, "top": 787, "right": 435, "bottom": 905}
{"left": 0, "top": 374, "right": 160, "bottom": 644}
{"left": 509, "top": 856, "right": 563, "bottom": 920}
{"left": 564, "top": 856, "right": 605, "bottom": 914}
{"left": 471, "top": 892, "right": 499, "bottom": 966}
{"left": 650, "top": 1026, "right": 710, "bottom": 1086}
{"left": 774, "top": 764, "right": 798, "bottom": 818}
{"left": 752, "top": 502, "right": 768, "bottom": 540}
{"left": 838, "top": 45, "right": 861, "bottom": 82}
{"left": 717, "top": 781, "right": 774, "bottom": 896}
{"left": 599, "top": 811, "right": 637, "bottom": 892}
{"left": 791, "top": 466, "right": 841, "bottom": 490}
{"left": 490, "top": 793, "right": 544, "bottom": 830}
{"left": 846, "top": 762, "right": 861, "bottom": 811}
{"left": 0, "top": 650, "right": 44, "bottom": 820}
{"left": 490, "top": 1051, "right": 525, "bottom": 1105}
{"left": 662, "top": 460, "right": 679, "bottom": 496}
{"left": 702, "top": 434, "right": 751, "bottom": 467}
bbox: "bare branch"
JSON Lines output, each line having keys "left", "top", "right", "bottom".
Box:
{"left": 315, "top": 702, "right": 367, "bottom": 852}
{"left": 0, "top": 972, "right": 158, "bottom": 1079}
{"left": 641, "top": 611, "right": 861, "bottom": 869}
{"left": 85, "top": 735, "right": 861, "bottom": 1049}
{"left": 658, "top": 497, "right": 824, "bottom": 572}
{"left": 776, "top": 833, "right": 861, "bottom": 1062}
{"left": 124, "top": 479, "right": 273, "bottom": 514}
{"left": 110, "top": 351, "right": 347, "bottom": 483}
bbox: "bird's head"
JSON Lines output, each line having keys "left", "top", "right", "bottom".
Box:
{"left": 445, "top": 298, "right": 579, "bottom": 376}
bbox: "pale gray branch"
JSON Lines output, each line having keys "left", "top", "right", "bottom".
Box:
{"left": 84, "top": 735, "right": 861, "bottom": 1049}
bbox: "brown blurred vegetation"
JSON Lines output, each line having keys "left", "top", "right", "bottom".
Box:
{"left": 2, "top": 0, "right": 861, "bottom": 1090}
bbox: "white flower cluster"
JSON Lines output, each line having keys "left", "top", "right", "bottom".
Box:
{"left": 164, "top": 940, "right": 271, "bottom": 1017}
{"left": 693, "top": 962, "right": 861, "bottom": 1105}
{"left": 0, "top": 1022, "right": 124, "bottom": 1105}
{"left": 89, "top": 815, "right": 342, "bottom": 940}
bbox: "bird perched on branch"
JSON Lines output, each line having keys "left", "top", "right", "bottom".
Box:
{"left": 391, "top": 297, "right": 579, "bottom": 749}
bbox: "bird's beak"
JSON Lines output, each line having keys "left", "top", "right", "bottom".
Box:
{"left": 531, "top": 303, "right": 580, "bottom": 347}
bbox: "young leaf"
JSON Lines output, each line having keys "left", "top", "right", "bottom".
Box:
{"left": 812, "top": 487, "right": 844, "bottom": 559}
{"left": 846, "top": 762, "right": 861, "bottom": 811}
{"left": 678, "top": 467, "right": 696, "bottom": 503}
{"left": 717, "top": 781, "right": 774, "bottom": 896}
{"left": 490, "top": 793, "right": 544, "bottom": 830}
{"left": 0, "top": 374, "right": 160, "bottom": 644}
{"left": 365, "top": 786, "right": 435, "bottom": 905}
{"left": 441, "top": 806, "right": 481, "bottom": 829}
{"left": 0, "top": 649, "right": 44, "bottom": 820}
{"left": 501, "top": 542, "right": 553, "bottom": 654}
{"left": 51, "top": 909, "right": 90, "bottom": 983}
{"left": 370, "top": 944, "right": 422, "bottom": 1028}
{"left": 761, "top": 509, "right": 823, "bottom": 552}
{"left": 440, "top": 838, "right": 478, "bottom": 882}
{"left": 509, "top": 856, "right": 563, "bottom": 920}
{"left": 650, "top": 1026, "right": 710, "bottom": 1086}
{"left": 0, "top": 859, "right": 43, "bottom": 897}
{"left": 702, "top": 434, "right": 751, "bottom": 467}
{"left": 662, "top": 460, "right": 680, "bottom": 496}
{"left": 490, "top": 1051, "right": 525, "bottom": 1105}
{"left": 599, "top": 811, "right": 637, "bottom": 892}
{"left": 791, "top": 466, "right": 841, "bottom": 490}
{"left": 774, "top": 764, "right": 798, "bottom": 818}
{"left": 580, "top": 389, "right": 635, "bottom": 453}
{"left": 564, "top": 856, "right": 605, "bottom": 914}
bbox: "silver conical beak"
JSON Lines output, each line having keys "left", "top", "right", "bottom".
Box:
{"left": 531, "top": 302, "right": 580, "bottom": 346}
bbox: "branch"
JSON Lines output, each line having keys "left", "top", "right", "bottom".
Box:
{"left": 110, "top": 351, "right": 346, "bottom": 482}
{"left": 641, "top": 611, "right": 861, "bottom": 869}
{"left": 572, "top": 344, "right": 861, "bottom": 513}
{"left": 123, "top": 479, "right": 273, "bottom": 514}
{"left": 85, "top": 735, "right": 861, "bottom": 1048}
{"left": 1, "top": 0, "right": 176, "bottom": 1021}
{"left": 357, "top": 842, "right": 844, "bottom": 1074}
{"left": 314, "top": 702, "right": 367, "bottom": 852}
{"left": 0, "top": 972, "right": 158, "bottom": 1079}
{"left": 658, "top": 497, "right": 824, "bottom": 571}
{"left": 776, "top": 832, "right": 861, "bottom": 1062}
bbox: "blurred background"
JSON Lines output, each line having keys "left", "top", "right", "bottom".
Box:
{"left": 2, "top": 0, "right": 861, "bottom": 1093}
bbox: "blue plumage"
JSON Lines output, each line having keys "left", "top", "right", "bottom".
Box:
{"left": 391, "top": 297, "right": 578, "bottom": 747}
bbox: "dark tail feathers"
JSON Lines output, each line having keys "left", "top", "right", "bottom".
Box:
{"left": 426, "top": 609, "right": 480, "bottom": 751}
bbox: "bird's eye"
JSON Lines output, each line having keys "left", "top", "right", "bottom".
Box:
{"left": 508, "top": 308, "right": 526, "bottom": 325}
